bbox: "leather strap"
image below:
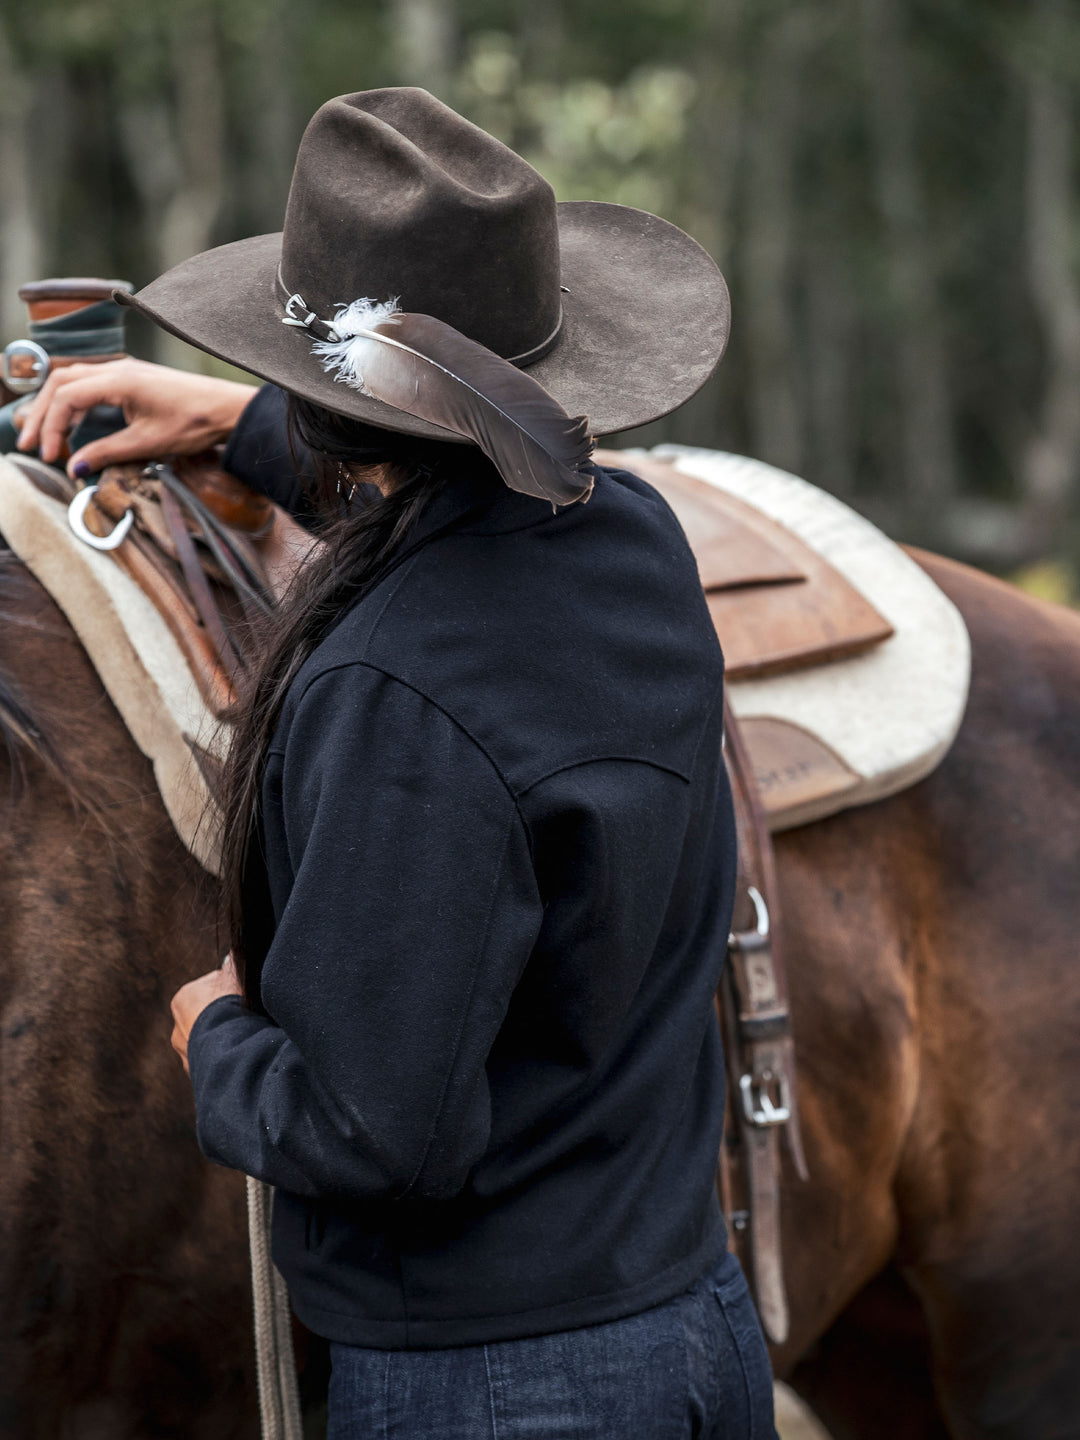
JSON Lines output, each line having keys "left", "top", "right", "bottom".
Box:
{"left": 719, "top": 698, "right": 809, "bottom": 1345}
{"left": 158, "top": 480, "right": 245, "bottom": 688}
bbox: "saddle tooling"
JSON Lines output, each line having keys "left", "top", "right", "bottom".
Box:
{"left": 1, "top": 279, "right": 972, "bottom": 1359}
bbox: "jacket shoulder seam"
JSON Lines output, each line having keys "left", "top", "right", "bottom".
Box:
{"left": 283, "top": 659, "right": 530, "bottom": 835}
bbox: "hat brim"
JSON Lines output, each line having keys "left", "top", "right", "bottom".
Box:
{"left": 118, "top": 201, "right": 730, "bottom": 440}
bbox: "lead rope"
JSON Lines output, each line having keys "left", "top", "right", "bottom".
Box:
{"left": 247, "top": 1177, "right": 303, "bottom": 1440}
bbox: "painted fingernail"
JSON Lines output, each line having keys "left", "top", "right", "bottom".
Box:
{"left": 72, "top": 461, "right": 91, "bottom": 479}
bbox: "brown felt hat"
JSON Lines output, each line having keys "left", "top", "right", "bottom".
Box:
{"left": 119, "top": 88, "right": 730, "bottom": 439}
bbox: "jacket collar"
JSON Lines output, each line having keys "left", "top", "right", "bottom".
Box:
{"left": 406, "top": 460, "right": 604, "bottom": 547}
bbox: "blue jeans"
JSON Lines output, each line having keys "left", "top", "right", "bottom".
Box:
{"left": 326, "top": 1250, "right": 777, "bottom": 1439}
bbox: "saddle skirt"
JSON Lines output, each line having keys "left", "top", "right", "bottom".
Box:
{"left": 0, "top": 446, "right": 970, "bottom": 873}
{"left": 612, "top": 446, "right": 971, "bottom": 830}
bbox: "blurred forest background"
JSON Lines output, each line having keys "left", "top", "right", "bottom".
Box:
{"left": 2, "top": 0, "right": 1079, "bottom": 582}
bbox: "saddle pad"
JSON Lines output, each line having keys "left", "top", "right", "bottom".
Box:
{"left": 630, "top": 445, "right": 972, "bottom": 831}
{"left": 0, "top": 455, "right": 224, "bottom": 872}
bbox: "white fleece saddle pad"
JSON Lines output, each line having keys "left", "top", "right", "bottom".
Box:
{"left": 0, "top": 455, "right": 224, "bottom": 872}
{"left": 638, "top": 445, "right": 971, "bottom": 830}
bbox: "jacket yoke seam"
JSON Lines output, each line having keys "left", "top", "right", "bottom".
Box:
{"left": 286, "top": 658, "right": 532, "bottom": 837}
{"left": 288, "top": 657, "right": 722, "bottom": 814}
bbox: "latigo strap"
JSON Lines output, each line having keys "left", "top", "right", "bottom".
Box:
{"left": 718, "top": 698, "right": 809, "bottom": 1346}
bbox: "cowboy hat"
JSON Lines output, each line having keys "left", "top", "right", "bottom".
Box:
{"left": 118, "top": 87, "right": 730, "bottom": 441}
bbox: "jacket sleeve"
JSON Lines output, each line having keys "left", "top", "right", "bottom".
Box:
{"left": 221, "top": 384, "right": 319, "bottom": 527}
{"left": 187, "top": 663, "right": 541, "bottom": 1201}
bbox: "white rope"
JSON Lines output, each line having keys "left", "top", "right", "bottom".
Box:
{"left": 247, "top": 1176, "right": 303, "bottom": 1440}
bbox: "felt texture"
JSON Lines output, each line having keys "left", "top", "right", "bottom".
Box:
{"left": 118, "top": 89, "right": 730, "bottom": 439}
{"left": 187, "top": 462, "right": 736, "bottom": 1348}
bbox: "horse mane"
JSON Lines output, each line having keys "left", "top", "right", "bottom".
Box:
{"left": 0, "top": 544, "right": 73, "bottom": 789}
{"left": 0, "top": 541, "right": 134, "bottom": 850}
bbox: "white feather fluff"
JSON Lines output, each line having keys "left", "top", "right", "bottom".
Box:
{"left": 311, "top": 298, "right": 403, "bottom": 392}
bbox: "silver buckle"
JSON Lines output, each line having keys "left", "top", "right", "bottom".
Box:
{"left": 739, "top": 1070, "right": 791, "bottom": 1127}
{"left": 282, "top": 293, "right": 320, "bottom": 330}
{"left": 1, "top": 338, "right": 50, "bottom": 396}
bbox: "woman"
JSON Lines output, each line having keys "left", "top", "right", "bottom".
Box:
{"left": 21, "top": 88, "right": 776, "bottom": 1439}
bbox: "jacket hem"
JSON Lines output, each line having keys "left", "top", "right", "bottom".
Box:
{"left": 286, "top": 1224, "right": 727, "bottom": 1350}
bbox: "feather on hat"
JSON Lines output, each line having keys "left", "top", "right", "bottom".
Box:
{"left": 118, "top": 88, "right": 730, "bottom": 461}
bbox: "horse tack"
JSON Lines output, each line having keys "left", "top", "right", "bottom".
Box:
{"left": 1, "top": 279, "right": 132, "bottom": 435}
{"left": 59, "top": 457, "right": 287, "bottom": 715}
{"left": 719, "top": 697, "right": 809, "bottom": 1346}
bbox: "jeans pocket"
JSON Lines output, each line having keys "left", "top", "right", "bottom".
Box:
{"left": 713, "top": 1271, "right": 778, "bottom": 1440}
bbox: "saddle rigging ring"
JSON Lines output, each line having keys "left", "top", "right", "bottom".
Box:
{"left": 67, "top": 484, "right": 134, "bottom": 551}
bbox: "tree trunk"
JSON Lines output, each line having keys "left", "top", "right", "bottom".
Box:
{"left": 1021, "top": 0, "right": 1080, "bottom": 527}
{"left": 156, "top": 4, "right": 225, "bottom": 367}
{"left": 0, "top": 21, "right": 42, "bottom": 341}
{"left": 741, "top": 7, "right": 816, "bottom": 476}
{"left": 119, "top": 4, "right": 225, "bottom": 367}
{"left": 860, "top": 0, "right": 957, "bottom": 526}
{"left": 246, "top": 0, "right": 297, "bottom": 233}
{"left": 389, "top": 0, "right": 458, "bottom": 98}
{"left": 805, "top": 248, "right": 856, "bottom": 498}
{"left": 690, "top": 0, "right": 745, "bottom": 276}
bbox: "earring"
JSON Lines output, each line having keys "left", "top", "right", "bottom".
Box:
{"left": 336, "top": 461, "right": 357, "bottom": 501}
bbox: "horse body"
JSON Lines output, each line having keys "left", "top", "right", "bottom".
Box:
{"left": 778, "top": 552, "right": 1080, "bottom": 1439}
{"left": 0, "top": 536, "right": 1076, "bottom": 1436}
{"left": 0, "top": 555, "right": 254, "bottom": 1438}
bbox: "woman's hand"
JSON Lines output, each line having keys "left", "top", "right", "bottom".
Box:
{"left": 170, "top": 953, "right": 244, "bottom": 1076}
{"left": 15, "top": 357, "right": 259, "bottom": 476}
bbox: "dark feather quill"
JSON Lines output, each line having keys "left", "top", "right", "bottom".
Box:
{"left": 311, "top": 300, "right": 594, "bottom": 506}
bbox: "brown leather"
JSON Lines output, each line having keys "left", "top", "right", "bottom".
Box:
{"left": 158, "top": 482, "right": 245, "bottom": 688}
{"left": 737, "top": 715, "right": 861, "bottom": 822}
{"left": 40, "top": 455, "right": 280, "bottom": 717}
{"left": 633, "top": 463, "right": 805, "bottom": 592}
{"left": 171, "top": 455, "right": 275, "bottom": 535}
{"left": 595, "top": 450, "right": 894, "bottom": 681}
{"left": 76, "top": 453, "right": 317, "bottom": 717}
{"left": 718, "top": 700, "right": 809, "bottom": 1346}
{"left": 18, "top": 278, "right": 130, "bottom": 306}
{"left": 70, "top": 469, "right": 237, "bottom": 716}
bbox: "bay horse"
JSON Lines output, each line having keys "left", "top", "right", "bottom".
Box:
{"left": 0, "top": 496, "right": 1077, "bottom": 1436}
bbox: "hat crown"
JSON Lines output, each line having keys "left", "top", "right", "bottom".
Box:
{"left": 280, "top": 89, "right": 562, "bottom": 361}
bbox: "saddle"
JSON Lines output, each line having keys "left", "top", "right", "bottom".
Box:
{"left": 0, "top": 452, "right": 316, "bottom": 871}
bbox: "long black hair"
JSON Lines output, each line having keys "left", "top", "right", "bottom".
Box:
{"left": 217, "top": 395, "right": 499, "bottom": 995}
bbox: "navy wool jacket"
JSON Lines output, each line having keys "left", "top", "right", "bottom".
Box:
{"left": 190, "top": 389, "right": 737, "bottom": 1348}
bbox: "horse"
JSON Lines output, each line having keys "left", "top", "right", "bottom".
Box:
{"left": 0, "top": 478, "right": 1077, "bottom": 1437}
{"left": 0, "top": 548, "right": 255, "bottom": 1438}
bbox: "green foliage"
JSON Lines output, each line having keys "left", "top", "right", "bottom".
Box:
{"left": 1, "top": 0, "right": 1079, "bottom": 565}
